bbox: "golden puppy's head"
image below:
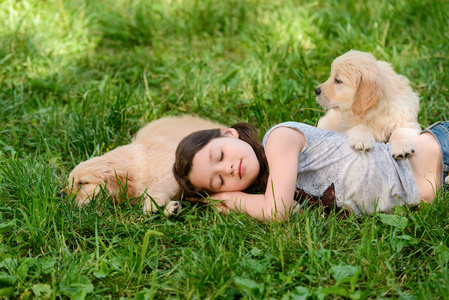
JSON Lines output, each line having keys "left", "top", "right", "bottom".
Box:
{"left": 65, "top": 156, "right": 136, "bottom": 206}
{"left": 315, "top": 50, "right": 387, "bottom": 116}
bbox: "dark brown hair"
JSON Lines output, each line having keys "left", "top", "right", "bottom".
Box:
{"left": 173, "top": 122, "right": 268, "bottom": 198}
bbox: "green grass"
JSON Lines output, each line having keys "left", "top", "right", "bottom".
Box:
{"left": 1, "top": 0, "right": 449, "bottom": 298}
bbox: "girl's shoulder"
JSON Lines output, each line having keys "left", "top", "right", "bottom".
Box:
{"left": 262, "top": 122, "right": 339, "bottom": 146}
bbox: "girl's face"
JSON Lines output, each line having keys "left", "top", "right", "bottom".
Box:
{"left": 189, "top": 129, "right": 260, "bottom": 193}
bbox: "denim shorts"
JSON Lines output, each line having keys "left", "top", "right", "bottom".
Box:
{"left": 423, "top": 121, "right": 449, "bottom": 188}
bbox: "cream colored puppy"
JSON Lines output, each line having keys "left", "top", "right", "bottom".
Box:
{"left": 65, "top": 115, "right": 224, "bottom": 216}
{"left": 315, "top": 50, "right": 421, "bottom": 159}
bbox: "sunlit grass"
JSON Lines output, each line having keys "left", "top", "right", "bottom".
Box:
{"left": 0, "top": 0, "right": 448, "bottom": 298}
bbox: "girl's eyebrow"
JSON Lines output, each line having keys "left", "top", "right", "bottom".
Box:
{"left": 209, "top": 179, "right": 214, "bottom": 191}
{"left": 208, "top": 147, "right": 214, "bottom": 190}
{"left": 209, "top": 146, "right": 213, "bottom": 163}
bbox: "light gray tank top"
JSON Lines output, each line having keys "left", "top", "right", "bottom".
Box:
{"left": 262, "top": 122, "right": 421, "bottom": 214}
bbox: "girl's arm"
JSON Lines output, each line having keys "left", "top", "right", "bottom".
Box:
{"left": 213, "top": 127, "right": 305, "bottom": 222}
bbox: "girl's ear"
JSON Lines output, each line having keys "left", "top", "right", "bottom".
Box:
{"left": 220, "top": 128, "right": 239, "bottom": 138}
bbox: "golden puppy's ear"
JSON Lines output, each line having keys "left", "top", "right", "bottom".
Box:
{"left": 105, "top": 170, "right": 136, "bottom": 203}
{"left": 352, "top": 69, "right": 383, "bottom": 116}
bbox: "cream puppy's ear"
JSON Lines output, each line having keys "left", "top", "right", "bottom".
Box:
{"left": 351, "top": 69, "right": 384, "bottom": 116}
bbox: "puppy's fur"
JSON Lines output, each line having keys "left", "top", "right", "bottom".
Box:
{"left": 315, "top": 50, "right": 421, "bottom": 159}
{"left": 65, "top": 115, "right": 224, "bottom": 216}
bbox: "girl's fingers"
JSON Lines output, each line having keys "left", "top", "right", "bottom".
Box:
{"left": 215, "top": 203, "right": 231, "bottom": 214}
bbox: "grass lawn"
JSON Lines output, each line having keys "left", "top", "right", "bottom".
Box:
{"left": 1, "top": 0, "right": 449, "bottom": 298}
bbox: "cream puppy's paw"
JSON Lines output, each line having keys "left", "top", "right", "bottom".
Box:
{"left": 164, "top": 201, "right": 182, "bottom": 217}
{"left": 389, "top": 127, "right": 420, "bottom": 159}
{"left": 345, "top": 125, "right": 376, "bottom": 152}
{"left": 390, "top": 141, "right": 415, "bottom": 159}
{"left": 348, "top": 133, "right": 376, "bottom": 152}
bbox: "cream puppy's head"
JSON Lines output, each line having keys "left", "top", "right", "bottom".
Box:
{"left": 315, "top": 50, "right": 388, "bottom": 116}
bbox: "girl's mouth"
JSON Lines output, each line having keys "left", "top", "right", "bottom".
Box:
{"left": 238, "top": 159, "right": 243, "bottom": 179}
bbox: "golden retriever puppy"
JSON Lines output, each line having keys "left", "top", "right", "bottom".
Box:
{"left": 65, "top": 115, "right": 224, "bottom": 216}
{"left": 315, "top": 50, "right": 421, "bottom": 159}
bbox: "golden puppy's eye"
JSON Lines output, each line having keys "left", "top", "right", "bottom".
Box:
{"left": 335, "top": 78, "right": 343, "bottom": 84}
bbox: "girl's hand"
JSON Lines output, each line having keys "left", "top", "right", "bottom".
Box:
{"left": 214, "top": 202, "right": 232, "bottom": 214}
{"left": 186, "top": 194, "right": 233, "bottom": 214}
{"left": 210, "top": 191, "right": 259, "bottom": 215}
{"left": 210, "top": 192, "right": 236, "bottom": 209}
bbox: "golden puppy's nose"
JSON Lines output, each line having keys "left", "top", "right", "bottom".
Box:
{"left": 315, "top": 87, "right": 321, "bottom": 95}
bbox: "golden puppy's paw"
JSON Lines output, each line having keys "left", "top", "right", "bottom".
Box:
{"left": 142, "top": 198, "right": 181, "bottom": 217}
{"left": 142, "top": 198, "right": 159, "bottom": 214}
{"left": 348, "top": 133, "right": 376, "bottom": 152}
{"left": 164, "top": 201, "right": 182, "bottom": 217}
{"left": 390, "top": 140, "right": 416, "bottom": 159}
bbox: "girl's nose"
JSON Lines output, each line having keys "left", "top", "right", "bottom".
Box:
{"left": 220, "top": 162, "right": 234, "bottom": 176}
